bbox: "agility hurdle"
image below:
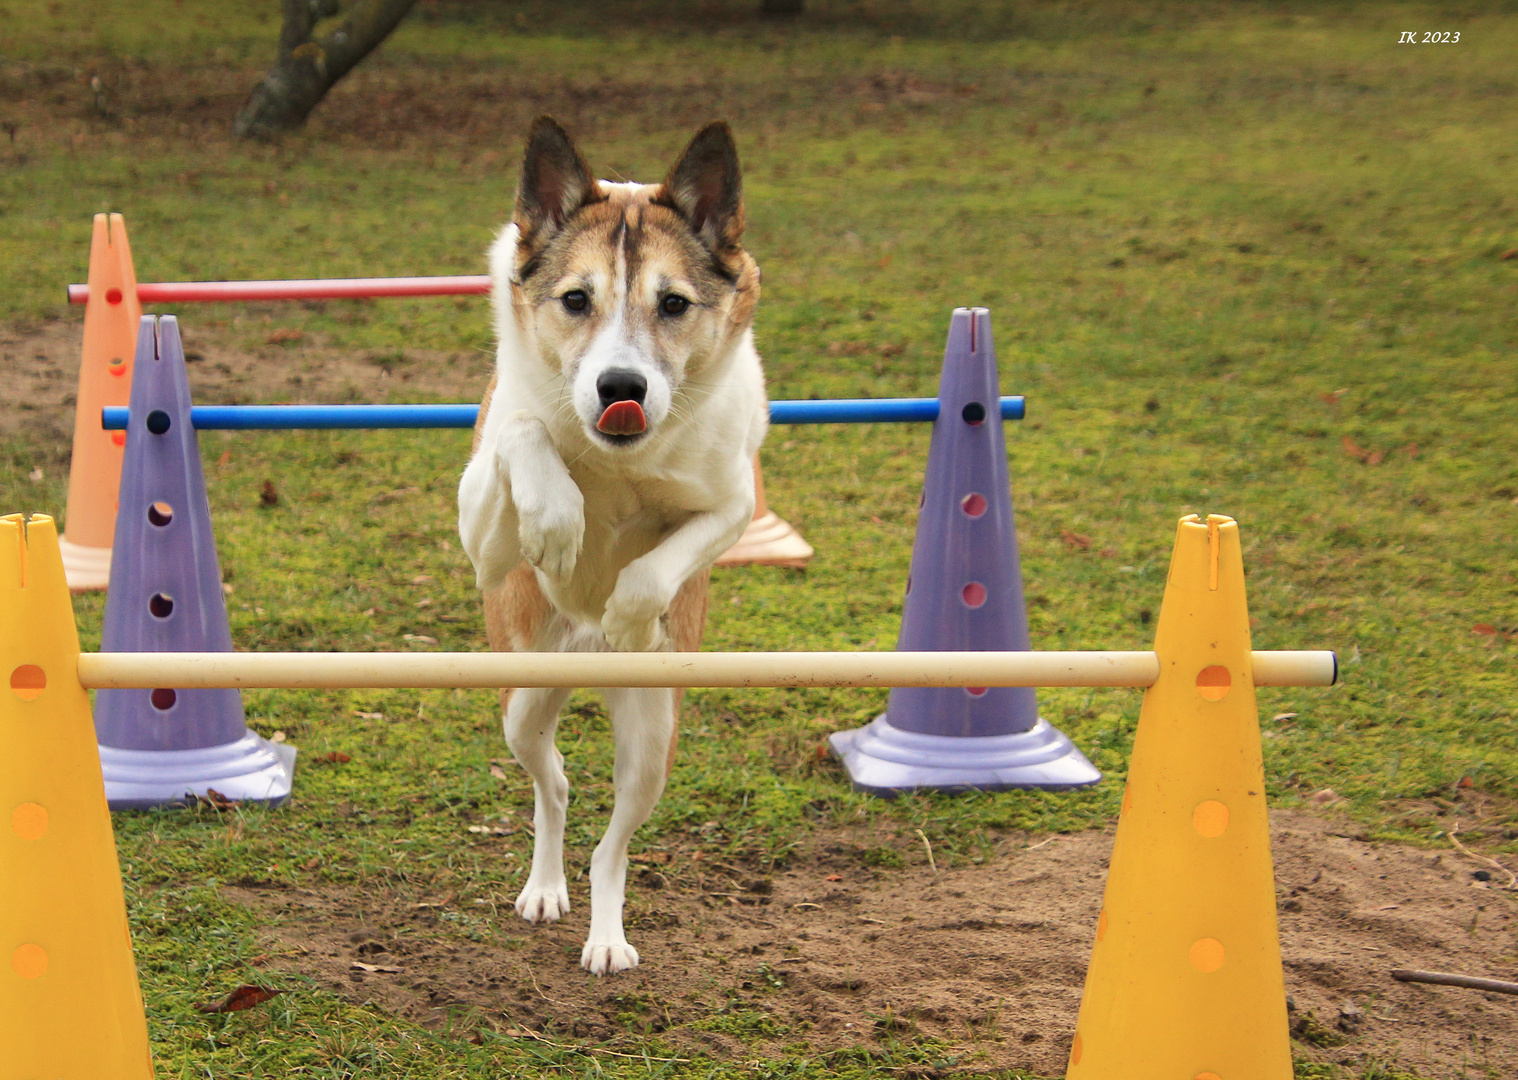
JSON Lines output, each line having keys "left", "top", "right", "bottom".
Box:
{"left": 75, "top": 648, "right": 1335, "bottom": 690}
{"left": 100, "top": 396, "right": 1027, "bottom": 431}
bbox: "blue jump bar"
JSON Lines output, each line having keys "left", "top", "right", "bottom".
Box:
{"left": 101, "top": 396, "right": 1026, "bottom": 431}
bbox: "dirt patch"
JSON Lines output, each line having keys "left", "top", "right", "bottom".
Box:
{"left": 1, "top": 318, "right": 493, "bottom": 459}
{"left": 229, "top": 811, "right": 1517, "bottom": 1076}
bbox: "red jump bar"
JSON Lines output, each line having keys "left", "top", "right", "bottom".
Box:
{"left": 67, "top": 275, "right": 493, "bottom": 305}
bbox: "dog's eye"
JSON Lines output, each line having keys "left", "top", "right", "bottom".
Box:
{"left": 561, "top": 290, "right": 589, "bottom": 313}
{"left": 659, "top": 294, "right": 690, "bottom": 317}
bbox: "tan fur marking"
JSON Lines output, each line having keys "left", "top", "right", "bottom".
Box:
{"left": 484, "top": 562, "right": 552, "bottom": 715}
{"left": 472, "top": 373, "right": 496, "bottom": 455}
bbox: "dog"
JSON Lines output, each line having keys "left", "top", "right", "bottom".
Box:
{"left": 457, "top": 116, "right": 767, "bottom": 974}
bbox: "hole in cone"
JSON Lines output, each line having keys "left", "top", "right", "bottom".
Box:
{"left": 11, "top": 803, "right": 48, "bottom": 841}
{"left": 11, "top": 943, "right": 48, "bottom": 979}
{"left": 1193, "top": 800, "right": 1230, "bottom": 838}
{"left": 148, "top": 501, "right": 174, "bottom": 527}
{"left": 146, "top": 409, "right": 172, "bottom": 435}
{"left": 961, "top": 582, "right": 986, "bottom": 608}
{"left": 105, "top": 288, "right": 123, "bottom": 305}
{"left": 961, "top": 401, "right": 986, "bottom": 426}
{"left": 111, "top": 431, "right": 125, "bottom": 447}
{"left": 150, "top": 687, "right": 178, "bottom": 711}
{"left": 597, "top": 400, "right": 646, "bottom": 436}
{"left": 1196, "top": 664, "right": 1232, "bottom": 701}
{"left": 149, "top": 592, "right": 175, "bottom": 619}
{"left": 960, "top": 492, "right": 987, "bottom": 518}
{"left": 965, "top": 686, "right": 988, "bottom": 698}
{"left": 1189, "top": 937, "right": 1225, "bottom": 972}
{"left": 9, "top": 664, "right": 46, "bottom": 701}
{"left": 108, "top": 356, "right": 126, "bottom": 376}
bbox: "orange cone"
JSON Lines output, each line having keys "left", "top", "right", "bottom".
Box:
{"left": 715, "top": 455, "right": 814, "bottom": 569}
{"left": 59, "top": 214, "right": 142, "bottom": 592}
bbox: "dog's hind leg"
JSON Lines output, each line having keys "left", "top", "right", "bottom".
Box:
{"left": 581, "top": 685, "right": 678, "bottom": 975}
{"left": 505, "top": 685, "right": 574, "bottom": 924}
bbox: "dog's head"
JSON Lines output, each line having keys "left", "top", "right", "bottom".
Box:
{"left": 506, "top": 116, "right": 760, "bottom": 450}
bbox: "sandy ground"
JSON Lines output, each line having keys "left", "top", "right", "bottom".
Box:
{"left": 229, "top": 810, "right": 1517, "bottom": 1078}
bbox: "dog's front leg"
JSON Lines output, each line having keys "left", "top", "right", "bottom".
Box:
{"left": 581, "top": 686, "right": 678, "bottom": 975}
{"left": 504, "top": 686, "right": 574, "bottom": 924}
{"left": 602, "top": 493, "right": 754, "bottom": 652}
{"left": 459, "top": 409, "right": 584, "bottom": 589}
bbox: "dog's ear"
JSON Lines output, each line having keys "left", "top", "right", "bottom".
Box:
{"left": 513, "top": 116, "right": 599, "bottom": 256}
{"left": 658, "top": 121, "right": 745, "bottom": 257}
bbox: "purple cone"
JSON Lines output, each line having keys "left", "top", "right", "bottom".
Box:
{"left": 830, "top": 308, "right": 1100, "bottom": 793}
{"left": 95, "top": 315, "right": 295, "bottom": 808}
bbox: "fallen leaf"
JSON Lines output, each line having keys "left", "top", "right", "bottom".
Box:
{"left": 1061, "top": 530, "right": 1093, "bottom": 551}
{"left": 194, "top": 985, "right": 284, "bottom": 1014}
{"left": 402, "top": 633, "right": 438, "bottom": 645}
{"left": 1320, "top": 389, "right": 1349, "bottom": 406}
{"left": 629, "top": 851, "right": 672, "bottom": 864}
{"left": 1271, "top": 712, "right": 1299, "bottom": 723}
{"left": 350, "top": 961, "right": 401, "bottom": 974}
{"left": 259, "top": 479, "right": 279, "bottom": 507}
{"left": 414, "top": 598, "right": 433, "bottom": 608}
{"left": 266, "top": 327, "right": 303, "bottom": 345}
{"left": 1501, "top": 248, "right": 1518, "bottom": 260}
{"left": 1456, "top": 776, "right": 1474, "bottom": 789}
{"left": 825, "top": 874, "right": 843, "bottom": 882}
{"left": 317, "top": 751, "right": 351, "bottom": 764}
{"left": 1308, "top": 788, "right": 1343, "bottom": 806}
{"left": 411, "top": 574, "right": 434, "bottom": 584}
{"left": 1402, "top": 442, "right": 1418, "bottom": 458}
{"left": 200, "top": 788, "right": 239, "bottom": 811}
{"left": 27, "top": 467, "right": 43, "bottom": 482}
{"left": 1473, "top": 624, "right": 1498, "bottom": 635}
{"left": 302, "top": 855, "right": 321, "bottom": 870}
{"left": 353, "top": 711, "right": 384, "bottom": 720}
{"left": 489, "top": 764, "right": 507, "bottom": 780}
{"left": 466, "top": 825, "right": 514, "bottom": 836}
{"left": 269, "top": 730, "right": 287, "bottom": 743}
{"left": 1341, "top": 436, "right": 1384, "bottom": 464}
{"left": 1376, "top": 903, "right": 1400, "bottom": 911}
{"left": 217, "top": 450, "right": 232, "bottom": 467}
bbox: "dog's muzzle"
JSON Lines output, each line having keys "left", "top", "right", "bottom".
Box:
{"left": 596, "top": 400, "right": 647, "bottom": 436}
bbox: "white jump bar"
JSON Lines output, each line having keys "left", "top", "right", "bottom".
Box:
{"left": 76, "top": 650, "right": 1336, "bottom": 691}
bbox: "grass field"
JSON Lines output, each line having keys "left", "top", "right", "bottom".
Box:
{"left": 2, "top": 2, "right": 1516, "bottom": 1077}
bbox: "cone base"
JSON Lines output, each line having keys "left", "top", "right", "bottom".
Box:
{"left": 99, "top": 731, "right": 297, "bottom": 809}
{"left": 59, "top": 535, "right": 112, "bottom": 592}
{"left": 714, "top": 511, "right": 814, "bottom": 568}
{"left": 829, "top": 713, "right": 1100, "bottom": 794}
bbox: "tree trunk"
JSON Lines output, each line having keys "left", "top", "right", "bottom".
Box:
{"left": 234, "top": 0, "right": 418, "bottom": 139}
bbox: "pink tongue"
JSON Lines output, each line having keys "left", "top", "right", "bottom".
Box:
{"left": 597, "top": 400, "right": 647, "bottom": 436}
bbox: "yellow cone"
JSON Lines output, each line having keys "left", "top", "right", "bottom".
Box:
{"left": 1067, "top": 514, "right": 1290, "bottom": 1079}
{"left": 0, "top": 514, "right": 155, "bottom": 1078}
{"left": 60, "top": 213, "right": 143, "bottom": 592}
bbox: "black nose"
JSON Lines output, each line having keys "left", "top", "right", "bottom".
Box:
{"left": 596, "top": 369, "right": 647, "bottom": 407}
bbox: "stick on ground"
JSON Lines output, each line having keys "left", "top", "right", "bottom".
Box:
{"left": 1391, "top": 969, "right": 1518, "bottom": 996}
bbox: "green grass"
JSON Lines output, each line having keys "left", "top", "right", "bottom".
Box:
{"left": 3, "top": 2, "right": 1517, "bottom": 1077}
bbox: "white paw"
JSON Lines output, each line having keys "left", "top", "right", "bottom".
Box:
{"left": 517, "top": 485, "right": 584, "bottom": 583}
{"left": 602, "top": 564, "right": 672, "bottom": 652}
{"left": 581, "top": 939, "right": 640, "bottom": 975}
{"left": 515, "top": 879, "right": 570, "bottom": 924}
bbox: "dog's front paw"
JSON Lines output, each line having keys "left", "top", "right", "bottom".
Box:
{"left": 515, "top": 878, "right": 571, "bottom": 924}
{"left": 581, "top": 938, "right": 640, "bottom": 976}
{"left": 602, "top": 566, "right": 672, "bottom": 652}
{"left": 517, "top": 485, "right": 584, "bottom": 583}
